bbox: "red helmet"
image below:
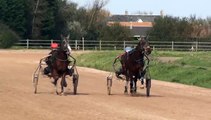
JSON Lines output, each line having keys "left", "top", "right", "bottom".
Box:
{"left": 51, "top": 43, "right": 58, "bottom": 49}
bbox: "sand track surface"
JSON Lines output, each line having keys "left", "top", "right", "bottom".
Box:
{"left": 0, "top": 50, "right": 211, "bottom": 120}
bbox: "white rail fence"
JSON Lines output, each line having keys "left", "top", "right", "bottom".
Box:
{"left": 15, "top": 39, "right": 211, "bottom": 51}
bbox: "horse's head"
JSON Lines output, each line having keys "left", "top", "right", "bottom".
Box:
{"left": 60, "top": 35, "right": 72, "bottom": 54}
{"left": 137, "top": 39, "right": 151, "bottom": 55}
{"left": 136, "top": 37, "right": 152, "bottom": 55}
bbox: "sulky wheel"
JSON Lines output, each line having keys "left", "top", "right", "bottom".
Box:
{"left": 72, "top": 74, "right": 79, "bottom": 95}
{"left": 33, "top": 75, "right": 39, "bottom": 94}
{"left": 146, "top": 78, "right": 151, "bottom": 97}
{"left": 107, "top": 76, "right": 112, "bottom": 95}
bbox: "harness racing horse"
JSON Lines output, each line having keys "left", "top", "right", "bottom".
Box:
{"left": 120, "top": 39, "right": 151, "bottom": 94}
{"left": 47, "top": 36, "right": 72, "bottom": 95}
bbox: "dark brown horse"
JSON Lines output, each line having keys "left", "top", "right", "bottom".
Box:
{"left": 46, "top": 36, "right": 71, "bottom": 95}
{"left": 119, "top": 39, "right": 151, "bottom": 94}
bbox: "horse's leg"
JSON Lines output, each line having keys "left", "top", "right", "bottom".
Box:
{"left": 124, "top": 70, "right": 129, "bottom": 94}
{"left": 53, "top": 78, "right": 59, "bottom": 95}
{"left": 51, "top": 70, "right": 59, "bottom": 95}
{"left": 134, "top": 77, "right": 137, "bottom": 93}
{"left": 130, "top": 76, "right": 134, "bottom": 94}
{"left": 124, "top": 79, "right": 129, "bottom": 94}
{"left": 139, "top": 70, "right": 145, "bottom": 89}
{"left": 130, "top": 75, "right": 138, "bottom": 94}
{"left": 60, "top": 74, "right": 67, "bottom": 95}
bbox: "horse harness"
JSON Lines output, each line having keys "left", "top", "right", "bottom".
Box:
{"left": 126, "top": 48, "right": 145, "bottom": 64}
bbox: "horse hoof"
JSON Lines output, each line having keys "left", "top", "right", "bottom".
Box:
{"left": 130, "top": 89, "right": 136, "bottom": 94}
{"left": 130, "top": 90, "right": 133, "bottom": 94}
{"left": 124, "top": 88, "right": 128, "bottom": 94}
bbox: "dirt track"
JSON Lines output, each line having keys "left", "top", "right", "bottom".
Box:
{"left": 0, "top": 50, "right": 211, "bottom": 120}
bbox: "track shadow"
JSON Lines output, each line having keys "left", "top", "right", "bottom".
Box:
{"left": 130, "top": 93, "right": 164, "bottom": 97}
{"left": 34, "top": 91, "right": 89, "bottom": 96}
{"left": 149, "top": 94, "right": 164, "bottom": 98}
{"left": 108, "top": 92, "right": 163, "bottom": 98}
{"left": 34, "top": 91, "right": 52, "bottom": 95}
{"left": 64, "top": 92, "right": 89, "bottom": 96}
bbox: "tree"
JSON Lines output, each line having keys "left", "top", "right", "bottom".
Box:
{"left": 64, "top": 0, "right": 110, "bottom": 40}
{"left": 68, "top": 21, "right": 86, "bottom": 40}
{"left": 148, "top": 16, "right": 193, "bottom": 41}
{"left": 0, "top": 0, "right": 30, "bottom": 38}
{"left": 31, "top": 0, "right": 47, "bottom": 39}
{"left": 57, "top": 1, "right": 79, "bottom": 39}
{"left": 32, "top": 0, "right": 61, "bottom": 39}
{"left": 100, "top": 23, "right": 132, "bottom": 41}
{"left": 84, "top": 0, "right": 109, "bottom": 40}
{"left": 40, "top": 0, "right": 60, "bottom": 39}
{"left": 0, "top": 23, "right": 20, "bottom": 48}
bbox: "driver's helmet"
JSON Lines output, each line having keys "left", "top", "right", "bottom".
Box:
{"left": 51, "top": 43, "right": 58, "bottom": 49}
{"left": 124, "top": 46, "right": 132, "bottom": 52}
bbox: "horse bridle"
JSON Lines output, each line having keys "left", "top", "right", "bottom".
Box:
{"left": 61, "top": 38, "right": 72, "bottom": 53}
{"left": 53, "top": 39, "right": 70, "bottom": 62}
{"left": 139, "top": 40, "right": 151, "bottom": 55}
{"left": 133, "top": 40, "right": 151, "bottom": 64}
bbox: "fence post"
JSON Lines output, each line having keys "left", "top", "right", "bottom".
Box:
{"left": 82, "top": 37, "right": 84, "bottom": 51}
{"left": 171, "top": 41, "right": 174, "bottom": 51}
{"left": 99, "top": 40, "right": 102, "bottom": 51}
{"left": 27, "top": 39, "right": 29, "bottom": 49}
{"left": 75, "top": 40, "right": 77, "bottom": 50}
{"left": 51, "top": 39, "right": 53, "bottom": 44}
{"left": 123, "top": 41, "right": 126, "bottom": 50}
{"left": 196, "top": 41, "right": 198, "bottom": 52}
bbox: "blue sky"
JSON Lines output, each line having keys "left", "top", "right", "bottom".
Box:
{"left": 70, "top": 0, "right": 211, "bottom": 18}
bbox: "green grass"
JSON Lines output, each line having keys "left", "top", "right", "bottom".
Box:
{"left": 75, "top": 51, "right": 122, "bottom": 71}
{"left": 74, "top": 50, "right": 211, "bottom": 88}
{"left": 150, "top": 51, "right": 211, "bottom": 88}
